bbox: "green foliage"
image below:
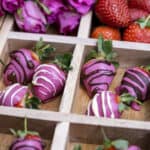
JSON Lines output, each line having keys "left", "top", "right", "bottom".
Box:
{"left": 53, "top": 53, "right": 72, "bottom": 71}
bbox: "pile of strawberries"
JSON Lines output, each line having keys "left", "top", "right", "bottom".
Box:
{"left": 92, "top": 0, "right": 150, "bottom": 43}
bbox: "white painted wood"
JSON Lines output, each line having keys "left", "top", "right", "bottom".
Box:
{"left": 0, "top": 15, "right": 13, "bottom": 56}
{"left": 77, "top": 11, "right": 93, "bottom": 38}
{"left": 51, "top": 122, "right": 70, "bottom": 150}
{"left": 59, "top": 44, "right": 85, "bottom": 113}
{"left": 0, "top": 106, "right": 150, "bottom": 131}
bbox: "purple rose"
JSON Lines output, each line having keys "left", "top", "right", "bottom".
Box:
{"left": 40, "top": 0, "right": 66, "bottom": 24}
{"left": 2, "top": 0, "right": 23, "bottom": 13}
{"left": 57, "top": 10, "right": 81, "bottom": 34}
{"left": 15, "top": 0, "right": 47, "bottom": 33}
{"left": 66, "top": 0, "right": 96, "bottom": 14}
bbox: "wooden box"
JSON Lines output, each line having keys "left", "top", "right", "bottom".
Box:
{"left": 0, "top": 12, "right": 150, "bottom": 150}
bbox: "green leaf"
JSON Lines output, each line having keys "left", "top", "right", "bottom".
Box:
{"left": 53, "top": 53, "right": 72, "bottom": 71}
{"left": 25, "top": 97, "right": 41, "bottom": 109}
{"left": 73, "top": 145, "right": 82, "bottom": 150}
{"left": 111, "top": 61, "right": 119, "bottom": 68}
{"left": 85, "top": 50, "right": 98, "bottom": 62}
{"left": 97, "top": 36, "right": 104, "bottom": 54}
{"left": 33, "top": 38, "right": 55, "bottom": 61}
{"left": 118, "top": 103, "right": 128, "bottom": 113}
{"left": 0, "top": 59, "right": 5, "bottom": 66}
{"left": 10, "top": 128, "right": 17, "bottom": 136}
{"left": 137, "top": 15, "right": 150, "bottom": 28}
{"left": 102, "top": 40, "right": 112, "bottom": 55}
{"left": 112, "top": 139, "right": 129, "bottom": 149}
{"left": 96, "top": 145, "right": 104, "bottom": 150}
{"left": 36, "top": 0, "right": 51, "bottom": 15}
{"left": 120, "top": 93, "right": 136, "bottom": 105}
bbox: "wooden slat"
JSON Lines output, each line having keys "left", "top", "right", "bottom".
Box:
{"left": 59, "top": 44, "right": 85, "bottom": 113}
{"left": 77, "top": 11, "right": 93, "bottom": 38}
{"left": 8, "top": 32, "right": 150, "bottom": 52}
{"left": 0, "top": 106, "right": 150, "bottom": 131}
{"left": 0, "top": 15, "right": 13, "bottom": 56}
{"left": 51, "top": 122, "right": 70, "bottom": 150}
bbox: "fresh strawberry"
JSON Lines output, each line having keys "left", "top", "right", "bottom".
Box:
{"left": 95, "top": 0, "right": 130, "bottom": 28}
{"left": 91, "top": 26, "right": 121, "bottom": 40}
{"left": 123, "top": 16, "right": 150, "bottom": 43}
{"left": 10, "top": 118, "right": 45, "bottom": 150}
{"left": 128, "top": 0, "right": 150, "bottom": 12}
{"left": 129, "top": 8, "right": 149, "bottom": 22}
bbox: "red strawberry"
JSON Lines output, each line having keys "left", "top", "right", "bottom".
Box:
{"left": 128, "top": 0, "right": 150, "bottom": 12}
{"left": 129, "top": 8, "right": 149, "bottom": 22}
{"left": 123, "top": 16, "right": 150, "bottom": 43}
{"left": 25, "top": 134, "right": 41, "bottom": 140}
{"left": 95, "top": 0, "right": 130, "bottom": 28}
{"left": 91, "top": 26, "right": 121, "bottom": 40}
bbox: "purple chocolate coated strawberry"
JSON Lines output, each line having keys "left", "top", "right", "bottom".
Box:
{"left": 15, "top": 1, "right": 47, "bottom": 33}
{"left": 10, "top": 138, "right": 44, "bottom": 150}
{"left": 117, "top": 67, "right": 150, "bottom": 102}
{"left": 32, "top": 64, "right": 66, "bottom": 103}
{"left": 3, "top": 48, "right": 40, "bottom": 85}
{"left": 128, "top": 145, "right": 141, "bottom": 150}
{"left": 0, "top": 83, "right": 28, "bottom": 107}
{"left": 86, "top": 91, "right": 139, "bottom": 118}
{"left": 39, "top": 0, "right": 66, "bottom": 24}
{"left": 10, "top": 118, "right": 45, "bottom": 150}
{"left": 2, "top": 0, "right": 23, "bottom": 13}
{"left": 82, "top": 60, "right": 116, "bottom": 97}
{"left": 82, "top": 37, "right": 118, "bottom": 97}
{"left": 57, "top": 10, "right": 81, "bottom": 34}
{"left": 66, "top": 0, "right": 96, "bottom": 14}
{"left": 87, "top": 91, "right": 121, "bottom": 118}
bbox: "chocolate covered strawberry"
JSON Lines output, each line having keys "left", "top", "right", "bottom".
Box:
{"left": 86, "top": 91, "right": 139, "bottom": 118}
{"left": 82, "top": 37, "right": 118, "bottom": 97}
{"left": 32, "top": 53, "right": 72, "bottom": 103}
{"left": 117, "top": 66, "right": 150, "bottom": 109}
{"left": 95, "top": 0, "right": 130, "bottom": 28}
{"left": 3, "top": 38, "right": 55, "bottom": 85}
{"left": 10, "top": 118, "right": 45, "bottom": 150}
{"left": 0, "top": 83, "right": 40, "bottom": 108}
{"left": 123, "top": 15, "right": 150, "bottom": 43}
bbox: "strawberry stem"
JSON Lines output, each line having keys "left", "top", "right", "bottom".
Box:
{"left": 36, "top": 0, "right": 51, "bottom": 15}
{"left": 24, "top": 117, "right": 27, "bottom": 134}
{"left": 0, "top": 59, "right": 5, "bottom": 66}
{"left": 86, "top": 36, "right": 119, "bottom": 67}
{"left": 33, "top": 38, "right": 55, "bottom": 61}
{"left": 137, "top": 15, "right": 150, "bottom": 28}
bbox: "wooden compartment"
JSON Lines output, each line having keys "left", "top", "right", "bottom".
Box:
{"left": 0, "top": 115, "right": 55, "bottom": 149}
{"left": 0, "top": 37, "right": 75, "bottom": 112}
{"left": 72, "top": 43, "right": 150, "bottom": 121}
{"left": 67, "top": 123, "right": 150, "bottom": 150}
{"left": 7, "top": 11, "right": 92, "bottom": 37}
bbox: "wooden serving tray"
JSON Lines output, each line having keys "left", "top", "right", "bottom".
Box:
{"left": 0, "top": 12, "right": 150, "bottom": 150}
